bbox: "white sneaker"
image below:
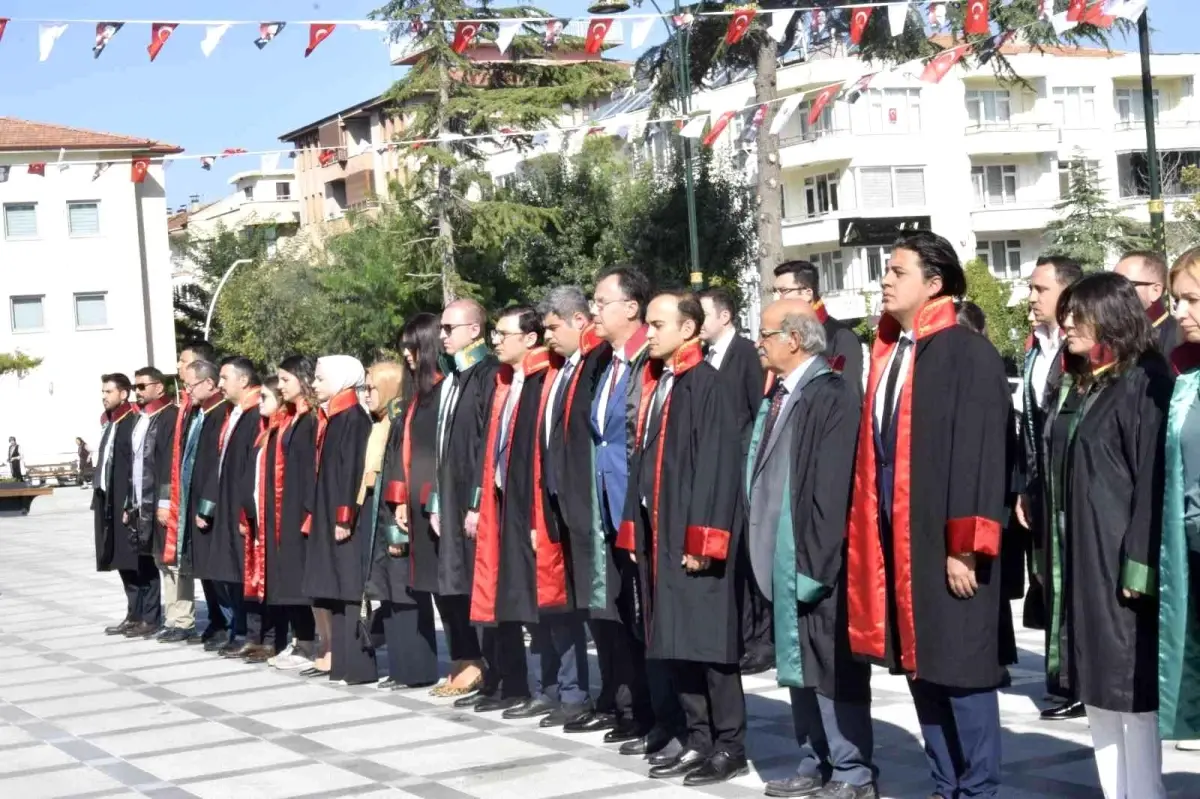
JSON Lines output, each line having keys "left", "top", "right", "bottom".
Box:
{"left": 273, "top": 645, "right": 313, "bottom": 671}
{"left": 1176, "top": 739, "right": 1200, "bottom": 751}
{"left": 267, "top": 643, "right": 294, "bottom": 668}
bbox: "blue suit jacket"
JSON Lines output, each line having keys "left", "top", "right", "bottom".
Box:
{"left": 591, "top": 359, "right": 632, "bottom": 534}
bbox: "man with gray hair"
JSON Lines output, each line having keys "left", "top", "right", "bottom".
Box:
{"left": 749, "top": 300, "right": 876, "bottom": 799}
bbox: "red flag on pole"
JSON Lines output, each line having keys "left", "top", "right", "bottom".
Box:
{"left": 725, "top": 8, "right": 756, "bottom": 45}
{"left": 318, "top": 149, "right": 338, "bottom": 167}
{"left": 451, "top": 21, "right": 480, "bottom": 54}
{"left": 148, "top": 23, "right": 178, "bottom": 62}
{"left": 920, "top": 44, "right": 970, "bottom": 83}
{"left": 849, "top": 7, "right": 873, "bottom": 45}
{"left": 0, "top": 19, "right": 8, "bottom": 44}
{"left": 585, "top": 18, "right": 613, "bottom": 55}
{"left": 28, "top": 163, "right": 46, "bottom": 176}
{"left": 1067, "top": 0, "right": 1087, "bottom": 21}
{"left": 305, "top": 24, "right": 336, "bottom": 57}
{"left": 808, "top": 82, "right": 843, "bottom": 126}
{"left": 965, "top": 0, "right": 990, "bottom": 35}
{"left": 701, "top": 111, "right": 737, "bottom": 148}
{"left": 131, "top": 158, "right": 150, "bottom": 184}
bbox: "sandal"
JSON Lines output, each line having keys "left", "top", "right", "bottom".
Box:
{"left": 431, "top": 674, "right": 482, "bottom": 697}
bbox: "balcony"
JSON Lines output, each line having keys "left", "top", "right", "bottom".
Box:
{"left": 970, "top": 201, "right": 1057, "bottom": 234}
{"left": 780, "top": 213, "right": 841, "bottom": 250}
{"left": 778, "top": 128, "right": 855, "bottom": 170}
{"left": 963, "top": 122, "right": 1059, "bottom": 156}
{"left": 1112, "top": 119, "right": 1200, "bottom": 154}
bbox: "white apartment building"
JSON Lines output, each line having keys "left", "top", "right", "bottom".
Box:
{"left": 0, "top": 119, "right": 179, "bottom": 463}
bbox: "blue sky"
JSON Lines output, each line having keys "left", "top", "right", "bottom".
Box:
{"left": 1, "top": 0, "right": 1188, "bottom": 209}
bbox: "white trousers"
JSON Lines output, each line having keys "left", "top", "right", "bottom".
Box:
{"left": 1086, "top": 705, "right": 1166, "bottom": 799}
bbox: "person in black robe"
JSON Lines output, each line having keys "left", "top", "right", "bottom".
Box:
{"left": 617, "top": 291, "right": 746, "bottom": 785}
{"left": 846, "top": 232, "right": 1010, "bottom": 799}
{"left": 366, "top": 360, "right": 439, "bottom": 689}
{"left": 698, "top": 287, "right": 773, "bottom": 676}
{"left": 750, "top": 300, "right": 876, "bottom": 799}
{"left": 95, "top": 373, "right": 148, "bottom": 636}
{"left": 771, "top": 260, "right": 863, "bottom": 395}
{"left": 1042, "top": 273, "right": 1171, "bottom": 799}
{"left": 431, "top": 299, "right": 500, "bottom": 699}
{"left": 244, "top": 379, "right": 283, "bottom": 662}
{"left": 302, "top": 356, "right": 374, "bottom": 685}
{"left": 193, "top": 357, "right": 261, "bottom": 658}
{"left": 7, "top": 437, "right": 23, "bottom": 482}
{"left": 77, "top": 437, "right": 94, "bottom": 487}
{"left": 262, "top": 356, "right": 319, "bottom": 670}
{"left": 1116, "top": 250, "right": 1180, "bottom": 358}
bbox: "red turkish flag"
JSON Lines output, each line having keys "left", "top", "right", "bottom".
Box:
{"left": 1081, "top": 3, "right": 1116, "bottom": 27}
{"left": 148, "top": 23, "right": 177, "bottom": 62}
{"left": 0, "top": 19, "right": 8, "bottom": 44}
{"left": 725, "top": 8, "right": 756, "bottom": 45}
{"left": 849, "top": 7, "right": 874, "bottom": 45}
{"left": 701, "top": 111, "right": 737, "bottom": 148}
{"left": 1067, "top": 0, "right": 1087, "bottom": 21}
{"left": 808, "top": 82, "right": 843, "bottom": 126}
{"left": 318, "top": 149, "right": 338, "bottom": 167}
{"left": 27, "top": 163, "right": 45, "bottom": 176}
{"left": 965, "top": 0, "right": 990, "bottom": 35}
{"left": 920, "top": 44, "right": 969, "bottom": 84}
{"left": 451, "top": 21, "right": 480, "bottom": 54}
{"left": 131, "top": 157, "right": 150, "bottom": 184}
{"left": 305, "top": 23, "right": 336, "bottom": 57}
{"left": 585, "top": 18, "right": 613, "bottom": 55}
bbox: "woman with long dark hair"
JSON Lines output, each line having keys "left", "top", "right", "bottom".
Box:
{"left": 1042, "top": 271, "right": 1170, "bottom": 799}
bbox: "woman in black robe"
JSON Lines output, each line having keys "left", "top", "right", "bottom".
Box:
{"left": 1042, "top": 272, "right": 1171, "bottom": 799}
{"left": 302, "top": 355, "right": 373, "bottom": 684}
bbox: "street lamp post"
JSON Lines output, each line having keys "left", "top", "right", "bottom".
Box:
{"left": 203, "top": 258, "right": 254, "bottom": 341}
{"left": 672, "top": 0, "right": 703, "bottom": 290}
{"left": 1137, "top": 10, "right": 1165, "bottom": 253}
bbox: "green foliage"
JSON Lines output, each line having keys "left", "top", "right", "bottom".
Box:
{"left": 0, "top": 351, "right": 42, "bottom": 378}
{"left": 963, "top": 258, "right": 1028, "bottom": 363}
{"left": 1044, "top": 153, "right": 1150, "bottom": 269}
{"left": 1167, "top": 165, "right": 1200, "bottom": 260}
{"left": 172, "top": 226, "right": 270, "bottom": 349}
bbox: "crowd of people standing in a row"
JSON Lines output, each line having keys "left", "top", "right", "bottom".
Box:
{"left": 87, "top": 230, "right": 1200, "bottom": 799}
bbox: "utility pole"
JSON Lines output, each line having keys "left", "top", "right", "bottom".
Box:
{"left": 673, "top": 0, "right": 703, "bottom": 289}
{"left": 1137, "top": 10, "right": 1165, "bottom": 253}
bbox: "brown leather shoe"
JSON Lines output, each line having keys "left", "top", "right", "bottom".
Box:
{"left": 244, "top": 646, "right": 273, "bottom": 663}
{"left": 219, "top": 640, "right": 254, "bottom": 658}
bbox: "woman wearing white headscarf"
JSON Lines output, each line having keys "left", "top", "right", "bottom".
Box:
{"left": 301, "top": 355, "right": 375, "bottom": 684}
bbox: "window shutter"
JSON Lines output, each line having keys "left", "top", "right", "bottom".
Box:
{"left": 68, "top": 203, "right": 100, "bottom": 236}
{"left": 895, "top": 168, "right": 925, "bottom": 207}
{"left": 75, "top": 293, "right": 108, "bottom": 328}
{"left": 860, "top": 168, "right": 893, "bottom": 209}
{"left": 4, "top": 204, "right": 37, "bottom": 238}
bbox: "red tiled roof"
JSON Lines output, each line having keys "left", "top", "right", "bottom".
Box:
{"left": 0, "top": 117, "right": 183, "bottom": 154}
{"left": 167, "top": 211, "right": 189, "bottom": 233}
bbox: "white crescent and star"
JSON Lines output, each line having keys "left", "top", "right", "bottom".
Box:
{"left": 158, "top": 26, "right": 175, "bottom": 43}
{"left": 853, "top": 10, "right": 868, "bottom": 30}
{"left": 970, "top": 1, "right": 985, "bottom": 20}
{"left": 461, "top": 24, "right": 478, "bottom": 40}
{"left": 731, "top": 15, "right": 751, "bottom": 39}
{"left": 314, "top": 27, "right": 331, "bottom": 43}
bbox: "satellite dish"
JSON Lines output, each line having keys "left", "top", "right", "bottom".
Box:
{"left": 587, "top": 1, "right": 630, "bottom": 14}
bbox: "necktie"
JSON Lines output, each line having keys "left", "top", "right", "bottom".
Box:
{"left": 644, "top": 373, "right": 673, "bottom": 448}
{"left": 552, "top": 360, "right": 575, "bottom": 431}
{"left": 753, "top": 384, "right": 788, "bottom": 472}
{"left": 880, "top": 338, "right": 913, "bottom": 452}
{"left": 705, "top": 347, "right": 717, "bottom": 364}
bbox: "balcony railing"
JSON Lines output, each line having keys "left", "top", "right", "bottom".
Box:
{"left": 964, "top": 121, "right": 1056, "bottom": 134}
{"left": 1114, "top": 119, "right": 1195, "bottom": 131}
{"left": 779, "top": 127, "right": 851, "bottom": 148}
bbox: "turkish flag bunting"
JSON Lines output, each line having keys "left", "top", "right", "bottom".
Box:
{"left": 451, "top": 21, "right": 480, "bottom": 54}
{"left": 585, "top": 18, "right": 613, "bottom": 55}
{"left": 849, "top": 7, "right": 874, "bottom": 45}
{"left": 148, "top": 23, "right": 178, "bottom": 62}
{"left": 702, "top": 111, "right": 737, "bottom": 147}
{"left": 0, "top": 19, "right": 8, "bottom": 44}
{"left": 318, "top": 149, "right": 338, "bottom": 167}
{"left": 920, "top": 44, "right": 970, "bottom": 84}
{"left": 965, "top": 0, "right": 990, "bottom": 35}
{"left": 131, "top": 157, "right": 150, "bottom": 184}
{"left": 1081, "top": 3, "right": 1116, "bottom": 27}
{"left": 306, "top": 23, "right": 336, "bottom": 57}
{"left": 725, "top": 8, "right": 756, "bottom": 45}
{"left": 28, "top": 163, "right": 46, "bottom": 176}
{"left": 1067, "top": 0, "right": 1087, "bottom": 21}
{"left": 808, "top": 82, "right": 843, "bottom": 126}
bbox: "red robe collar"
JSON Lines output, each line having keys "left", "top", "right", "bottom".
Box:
{"left": 877, "top": 296, "right": 958, "bottom": 346}
{"left": 1172, "top": 342, "right": 1200, "bottom": 375}
{"left": 661, "top": 338, "right": 705, "bottom": 377}
{"left": 100, "top": 402, "right": 136, "bottom": 426}
{"left": 1087, "top": 342, "right": 1119, "bottom": 379}
{"left": 617, "top": 324, "right": 650, "bottom": 362}
{"left": 579, "top": 323, "right": 604, "bottom": 356}
{"left": 812, "top": 299, "right": 830, "bottom": 325}
{"left": 1147, "top": 298, "right": 1170, "bottom": 329}
{"left": 235, "top": 387, "right": 263, "bottom": 413}
{"left": 200, "top": 394, "right": 227, "bottom": 413}
{"left": 323, "top": 387, "right": 360, "bottom": 418}
{"left": 139, "top": 396, "right": 172, "bottom": 417}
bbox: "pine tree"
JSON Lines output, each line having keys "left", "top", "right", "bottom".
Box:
{"left": 370, "top": 1, "right": 630, "bottom": 303}
{"left": 1044, "top": 153, "right": 1150, "bottom": 269}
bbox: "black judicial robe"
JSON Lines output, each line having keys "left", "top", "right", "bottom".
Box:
{"left": 815, "top": 300, "right": 864, "bottom": 397}
{"left": 619, "top": 343, "right": 742, "bottom": 665}
{"left": 180, "top": 401, "right": 231, "bottom": 575}
{"left": 1150, "top": 299, "right": 1181, "bottom": 359}
{"left": 94, "top": 404, "right": 139, "bottom": 572}
{"left": 369, "top": 400, "right": 421, "bottom": 606}
{"left": 384, "top": 385, "right": 442, "bottom": 595}
{"left": 846, "top": 297, "right": 1010, "bottom": 690}
{"left": 302, "top": 390, "right": 372, "bottom": 602}
{"left": 259, "top": 410, "right": 317, "bottom": 605}
{"left": 1041, "top": 354, "right": 1171, "bottom": 712}
{"left": 141, "top": 402, "right": 179, "bottom": 564}
{"left": 548, "top": 330, "right": 613, "bottom": 615}
{"left": 715, "top": 333, "right": 765, "bottom": 452}
{"left": 435, "top": 351, "right": 501, "bottom": 597}
{"left": 193, "top": 398, "right": 261, "bottom": 585}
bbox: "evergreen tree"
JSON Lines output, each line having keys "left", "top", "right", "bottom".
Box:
{"left": 962, "top": 258, "right": 1027, "bottom": 363}
{"left": 1045, "top": 154, "right": 1150, "bottom": 269}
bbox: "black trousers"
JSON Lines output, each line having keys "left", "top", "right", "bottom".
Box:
{"left": 245, "top": 600, "right": 286, "bottom": 651}
{"left": 434, "top": 593, "right": 483, "bottom": 661}
{"left": 670, "top": 660, "right": 747, "bottom": 758}
{"left": 119, "top": 556, "right": 162, "bottom": 626}
{"left": 381, "top": 594, "right": 439, "bottom": 686}
{"left": 282, "top": 604, "right": 317, "bottom": 644}
{"left": 479, "top": 622, "right": 530, "bottom": 699}
{"left": 590, "top": 617, "right": 653, "bottom": 726}
{"left": 740, "top": 565, "right": 774, "bottom": 661}
{"left": 328, "top": 600, "right": 378, "bottom": 684}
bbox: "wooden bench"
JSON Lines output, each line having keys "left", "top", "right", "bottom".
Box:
{"left": 0, "top": 484, "right": 53, "bottom": 516}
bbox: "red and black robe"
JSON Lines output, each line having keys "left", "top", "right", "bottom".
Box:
{"left": 814, "top": 299, "right": 864, "bottom": 397}
{"left": 264, "top": 403, "right": 317, "bottom": 606}
{"left": 93, "top": 403, "right": 139, "bottom": 572}
{"left": 617, "top": 340, "right": 742, "bottom": 665}
{"left": 384, "top": 380, "right": 442, "bottom": 596}
{"left": 846, "top": 296, "right": 1011, "bottom": 689}
{"left": 471, "top": 348, "right": 571, "bottom": 624}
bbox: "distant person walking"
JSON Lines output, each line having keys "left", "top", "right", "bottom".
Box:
{"left": 77, "top": 437, "right": 94, "bottom": 487}
{"left": 7, "top": 437, "right": 23, "bottom": 482}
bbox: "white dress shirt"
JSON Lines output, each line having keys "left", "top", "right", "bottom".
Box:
{"left": 873, "top": 331, "right": 915, "bottom": 431}
{"left": 130, "top": 412, "right": 151, "bottom": 505}
{"left": 219, "top": 404, "right": 244, "bottom": 476}
{"left": 595, "top": 349, "right": 628, "bottom": 436}
{"left": 545, "top": 349, "right": 581, "bottom": 445}
{"left": 1029, "top": 324, "right": 1062, "bottom": 410}
{"left": 705, "top": 327, "right": 738, "bottom": 370}
{"left": 97, "top": 419, "right": 117, "bottom": 493}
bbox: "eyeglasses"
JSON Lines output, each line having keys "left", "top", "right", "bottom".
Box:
{"left": 771, "top": 286, "right": 805, "bottom": 299}
{"left": 134, "top": 381, "right": 161, "bottom": 390}
{"left": 490, "top": 329, "right": 523, "bottom": 344}
{"left": 1128, "top": 280, "right": 1160, "bottom": 289}
{"left": 758, "top": 329, "right": 787, "bottom": 340}
{"left": 184, "top": 379, "right": 210, "bottom": 390}
{"left": 589, "top": 297, "right": 630, "bottom": 311}
{"left": 440, "top": 322, "right": 473, "bottom": 336}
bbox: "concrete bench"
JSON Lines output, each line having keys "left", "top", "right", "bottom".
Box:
{"left": 0, "top": 484, "right": 54, "bottom": 516}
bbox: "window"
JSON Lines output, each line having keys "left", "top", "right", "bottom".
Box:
{"left": 976, "top": 239, "right": 1022, "bottom": 279}
{"left": 74, "top": 292, "right": 108, "bottom": 329}
{"left": 1114, "top": 88, "right": 1161, "bottom": 125}
{"left": 4, "top": 203, "right": 37, "bottom": 239}
{"left": 864, "top": 246, "right": 889, "bottom": 283}
{"left": 804, "top": 172, "right": 840, "bottom": 218}
{"left": 808, "top": 250, "right": 846, "bottom": 293}
{"left": 10, "top": 296, "right": 44, "bottom": 332}
{"left": 67, "top": 201, "right": 100, "bottom": 237}
{"left": 971, "top": 165, "right": 1018, "bottom": 206}
{"left": 1058, "top": 158, "right": 1100, "bottom": 198}
{"left": 275, "top": 182, "right": 292, "bottom": 200}
{"left": 1052, "top": 86, "right": 1096, "bottom": 128}
{"left": 965, "top": 90, "right": 1011, "bottom": 128}
{"left": 856, "top": 88, "right": 922, "bottom": 134}
{"left": 860, "top": 166, "right": 926, "bottom": 209}
{"left": 798, "top": 100, "right": 835, "bottom": 140}
{"left": 264, "top": 226, "right": 279, "bottom": 258}
{"left": 243, "top": 186, "right": 254, "bottom": 201}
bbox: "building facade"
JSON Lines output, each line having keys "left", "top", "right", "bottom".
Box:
{"left": 0, "top": 119, "right": 180, "bottom": 463}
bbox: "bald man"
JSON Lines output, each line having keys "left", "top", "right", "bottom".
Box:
{"left": 750, "top": 300, "right": 876, "bottom": 798}
{"left": 1114, "top": 250, "right": 1180, "bottom": 357}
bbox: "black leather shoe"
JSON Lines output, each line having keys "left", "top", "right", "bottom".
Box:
{"left": 200, "top": 629, "right": 229, "bottom": 650}
{"left": 622, "top": 726, "right": 677, "bottom": 757}
{"left": 502, "top": 697, "right": 557, "bottom": 719}
{"left": 185, "top": 629, "right": 206, "bottom": 645}
{"left": 648, "top": 748, "right": 706, "bottom": 779}
{"left": 563, "top": 710, "right": 616, "bottom": 733}
{"left": 299, "top": 666, "right": 330, "bottom": 678}
{"left": 603, "top": 718, "right": 648, "bottom": 744}
{"left": 475, "top": 695, "right": 525, "bottom": 713}
{"left": 647, "top": 740, "right": 685, "bottom": 767}
{"left": 105, "top": 619, "right": 133, "bottom": 636}
{"left": 215, "top": 639, "right": 244, "bottom": 657}
{"left": 154, "top": 627, "right": 176, "bottom": 641}
{"left": 764, "top": 775, "right": 824, "bottom": 797}
{"left": 1040, "top": 700, "right": 1085, "bottom": 721}
{"left": 124, "top": 621, "right": 159, "bottom": 638}
{"left": 811, "top": 783, "right": 879, "bottom": 799}
{"left": 540, "top": 702, "right": 589, "bottom": 728}
{"left": 739, "top": 653, "right": 776, "bottom": 676}
{"left": 453, "top": 691, "right": 487, "bottom": 709}
{"left": 683, "top": 750, "right": 749, "bottom": 786}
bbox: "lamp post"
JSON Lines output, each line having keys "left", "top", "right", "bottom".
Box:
{"left": 1137, "top": 10, "right": 1165, "bottom": 253}
{"left": 203, "top": 258, "right": 253, "bottom": 341}
{"left": 673, "top": 0, "right": 703, "bottom": 290}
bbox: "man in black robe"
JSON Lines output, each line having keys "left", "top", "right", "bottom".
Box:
{"left": 1115, "top": 249, "right": 1180, "bottom": 357}
{"left": 846, "top": 231, "right": 1010, "bottom": 799}
{"left": 698, "top": 286, "right": 772, "bottom": 676}
{"left": 95, "top": 373, "right": 150, "bottom": 636}
{"left": 751, "top": 300, "right": 875, "bottom": 799}
{"left": 771, "top": 260, "right": 863, "bottom": 395}
{"left": 7, "top": 437, "right": 22, "bottom": 482}
{"left": 432, "top": 299, "right": 500, "bottom": 700}
{"left": 619, "top": 291, "right": 746, "bottom": 785}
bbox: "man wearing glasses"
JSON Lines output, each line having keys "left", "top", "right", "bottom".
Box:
{"left": 771, "top": 261, "right": 864, "bottom": 396}
{"left": 1115, "top": 250, "right": 1180, "bottom": 357}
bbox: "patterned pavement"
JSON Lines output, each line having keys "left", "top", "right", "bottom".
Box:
{"left": 1, "top": 489, "right": 1198, "bottom": 798}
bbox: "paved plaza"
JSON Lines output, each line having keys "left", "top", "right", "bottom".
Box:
{"left": 1, "top": 490, "right": 1197, "bottom": 799}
